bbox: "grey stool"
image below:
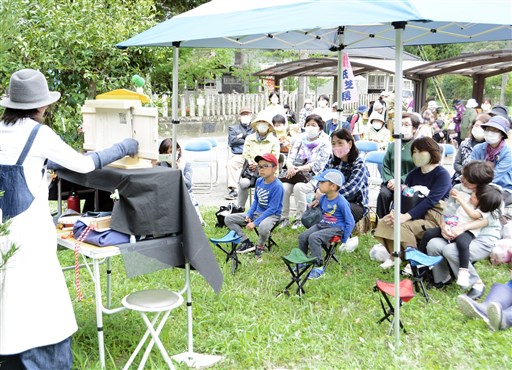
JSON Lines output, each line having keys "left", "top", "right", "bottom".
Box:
{"left": 122, "top": 289, "right": 184, "bottom": 370}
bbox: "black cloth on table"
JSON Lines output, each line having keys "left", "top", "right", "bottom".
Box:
{"left": 56, "top": 166, "right": 223, "bottom": 293}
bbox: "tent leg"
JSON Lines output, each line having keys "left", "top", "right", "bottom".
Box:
{"left": 172, "top": 263, "right": 223, "bottom": 368}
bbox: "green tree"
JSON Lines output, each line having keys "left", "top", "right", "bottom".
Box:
{"left": 0, "top": 0, "right": 161, "bottom": 147}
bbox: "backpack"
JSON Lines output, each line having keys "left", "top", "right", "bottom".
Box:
{"left": 215, "top": 203, "right": 244, "bottom": 228}
{"left": 348, "top": 113, "right": 359, "bottom": 132}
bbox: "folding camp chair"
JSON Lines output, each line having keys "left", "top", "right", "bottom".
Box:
{"left": 209, "top": 230, "right": 242, "bottom": 274}
{"left": 279, "top": 248, "right": 317, "bottom": 298}
{"left": 374, "top": 279, "right": 415, "bottom": 335}
{"left": 405, "top": 247, "right": 444, "bottom": 302}
{"left": 121, "top": 289, "right": 184, "bottom": 370}
{"left": 322, "top": 235, "right": 342, "bottom": 271}
{"left": 254, "top": 218, "right": 283, "bottom": 252}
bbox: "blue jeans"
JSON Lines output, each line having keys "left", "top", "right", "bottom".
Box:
{"left": 19, "top": 337, "right": 72, "bottom": 370}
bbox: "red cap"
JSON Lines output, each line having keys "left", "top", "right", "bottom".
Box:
{"left": 254, "top": 153, "right": 278, "bottom": 167}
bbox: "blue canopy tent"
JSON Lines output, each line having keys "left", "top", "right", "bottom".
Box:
{"left": 117, "top": 0, "right": 512, "bottom": 362}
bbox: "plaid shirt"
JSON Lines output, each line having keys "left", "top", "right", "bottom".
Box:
{"left": 326, "top": 155, "right": 369, "bottom": 216}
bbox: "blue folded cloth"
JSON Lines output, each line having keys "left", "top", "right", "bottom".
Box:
{"left": 73, "top": 220, "right": 130, "bottom": 246}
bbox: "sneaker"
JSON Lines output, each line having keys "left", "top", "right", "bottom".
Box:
{"left": 486, "top": 302, "right": 504, "bottom": 331}
{"left": 291, "top": 219, "right": 303, "bottom": 230}
{"left": 225, "top": 189, "right": 238, "bottom": 200}
{"left": 279, "top": 219, "right": 290, "bottom": 228}
{"left": 402, "top": 263, "right": 413, "bottom": 276}
{"left": 308, "top": 267, "right": 325, "bottom": 280}
{"left": 254, "top": 245, "right": 265, "bottom": 261}
{"left": 456, "top": 294, "right": 489, "bottom": 324}
{"left": 380, "top": 258, "right": 394, "bottom": 269}
{"left": 236, "top": 239, "right": 255, "bottom": 254}
{"left": 456, "top": 268, "right": 471, "bottom": 289}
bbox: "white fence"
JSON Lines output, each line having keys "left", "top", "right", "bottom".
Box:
{"left": 158, "top": 92, "right": 381, "bottom": 120}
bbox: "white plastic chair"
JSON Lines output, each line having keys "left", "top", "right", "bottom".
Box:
{"left": 439, "top": 143, "right": 456, "bottom": 175}
{"left": 364, "top": 150, "right": 386, "bottom": 189}
{"left": 122, "top": 289, "right": 184, "bottom": 370}
{"left": 184, "top": 139, "right": 218, "bottom": 193}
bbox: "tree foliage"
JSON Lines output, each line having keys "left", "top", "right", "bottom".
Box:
{"left": 0, "top": 0, "right": 162, "bottom": 147}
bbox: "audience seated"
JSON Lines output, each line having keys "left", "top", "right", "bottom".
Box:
{"left": 236, "top": 113, "right": 280, "bottom": 210}
{"left": 470, "top": 116, "right": 512, "bottom": 205}
{"left": 321, "top": 129, "right": 369, "bottom": 223}
{"left": 376, "top": 112, "right": 420, "bottom": 219}
{"left": 226, "top": 107, "right": 254, "bottom": 200}
{"left": 279, "top": 114, "right": 331, "bottom": 230}
{"left": 374, "top": 137, "right": 452, "bottom": 269}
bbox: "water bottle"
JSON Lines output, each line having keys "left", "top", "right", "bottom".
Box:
{"left": 67, "top": 191, "right": 81, "bottom": 213}
{"left": 443, "top": 196, "right": 459, "bottom": 227}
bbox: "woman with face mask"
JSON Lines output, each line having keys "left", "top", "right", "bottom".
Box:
{"left": 374, "top": 137, "right": 452, "bottom": 269}
{"left": 312, "top": 94, "right": 332, "bottom": 123}
{"left": 452, "top": 113, "right": 490, "bottom": 183}
{"left": 263, "top": 92, "right": 287, "bottom": 124}
{"left": 321, "top": 129, "right": 369, "bottom": 223}
{"left": 280, "top": 114, "right": 332, "bottom": 229}
{"left": 235, "top": 113, "right": 280, "bottom": 210}
{"left": 470, "top": 115, "right": 512, "bottom": 205}
{"left": 365, "top": 112, "right": 391, "bottom": 150}
{"left": 376, "top": 113, "right": 421, "bottom": 219}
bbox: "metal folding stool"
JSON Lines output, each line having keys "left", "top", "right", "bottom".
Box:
{"left": 209, "top": 230, "right": 242, "bottom": 274}
{"left": 374, "top": 279, "right": 415, "bottom": 335}
{"left": 279, "top": 248, "right": 317, "bottom": 298}
{"left": 405, "top": 247, "right": 443, "bottom": 302}
{"left": 254, "top": 218, "right": 283, "bottom": 252}
{"left": 121, "top": 289, "right": 184, "bottom": 370}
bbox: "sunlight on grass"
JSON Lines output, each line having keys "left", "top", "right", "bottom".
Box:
{"left": 58, "top": 206, "right": 511, "bottom": 369}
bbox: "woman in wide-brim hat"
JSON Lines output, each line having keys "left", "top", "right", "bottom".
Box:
{"left": 0, "top": 69, "right": 138, "bottom": 368}
{"left": 470, "top": 115, "right": 512, "bottom": 205}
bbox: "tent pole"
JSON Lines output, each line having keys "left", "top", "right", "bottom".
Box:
{"left": 336, "top": 27, "right": 344, "bottom": 121}
{"left": 392, "top": 21, "right": 406, "bottom": 348}
{"left": 171, "top": 44, "right": 179, "bottom": 168}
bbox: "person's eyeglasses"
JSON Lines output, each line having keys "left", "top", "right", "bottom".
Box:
{"left": 257, "top": 164, "right": 274, "bottom": 170}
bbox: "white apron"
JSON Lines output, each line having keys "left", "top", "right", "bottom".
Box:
{"left": 0, "top": 175, "right": 77, "bottom": 354}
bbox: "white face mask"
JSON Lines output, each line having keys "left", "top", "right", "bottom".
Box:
{"left": 484, "top": 130, "right": 502, "bottom": 145}
{"left": 270, "top": 96, "right": 279, "bottom": 105}
{"left": 318, "top": 100, "right": 328, "bottom": 108}
{"left": 304, "top": 126, "right": 320, "bottom": 139}
{"left": 471, "top": 126, "right": 485, "bottom": 141}
{"left": 371, "top": 121, "right": 383, "bottom": 131}
{"left": 257, "top": 123, "right": 269, "bottom": 134}
{"left": 402, "top": 126, "right": 414, "bottom": 140}
{"left": 240, "top": 115, "right": 252, "bottom": 125}
{"left": 481, "top": 103, "right": 491, "bottom": 112}
{"left": 304, "top": 103, "right": 313, "bottom": 110}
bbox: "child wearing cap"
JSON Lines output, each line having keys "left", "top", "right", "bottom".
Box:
{"left": 225, "top": 153, "right": 284, "bottom": 259}
{"left": 298, "top": 169, "right": 355, "bottom": 279}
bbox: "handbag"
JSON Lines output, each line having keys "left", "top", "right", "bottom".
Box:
{"left": 240, "top": 160, "right": 259, "bottom": 187}
{"left": 279, "top": 170, "right": 309, "bottom": 184}
{"left": 301, "top": 206, "right": 322, "bottom": 228}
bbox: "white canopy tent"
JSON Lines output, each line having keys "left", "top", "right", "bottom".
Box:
{"left": 117, "top": 0, "right": 512, "bottom": 358}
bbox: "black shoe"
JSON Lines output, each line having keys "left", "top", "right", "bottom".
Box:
{"left": 236, "top": 239, "right": 255, "bottom": 254}
{"left": 467, "top": 285, "right": 486, "bottom": 300}
{"left": 254, "top": 246, "right": 265, "bottom": 260}
{"left": 225, "top": 189, "right": 238, "bottom": 200}
{"left": 427, "top": 278, "right": 452, "bottom": 290}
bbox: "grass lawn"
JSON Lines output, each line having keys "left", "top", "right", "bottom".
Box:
{"left": 59, "top": 206, "right": 512, "bottom": 369}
